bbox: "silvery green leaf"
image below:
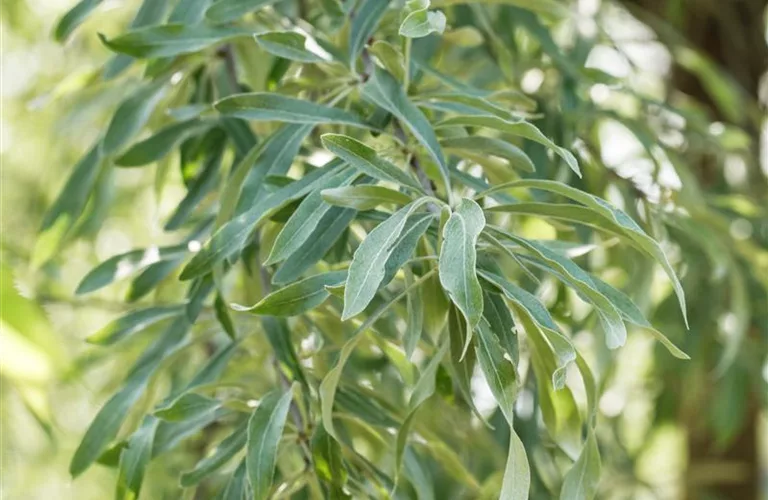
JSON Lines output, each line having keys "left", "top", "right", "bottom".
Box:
{"left": 438, "top": 115, "right": 581, "bottom": 177}
{"left": 342, "top": 198, "right": 432, "bottom": 320}
{"left": 479, "top": 179, "right": 687, "bottom": 327}
{"left": 33, "top": 142, "right": 104, "bottom": 267}
{"left": 321, "top": 133, "right": 424, "bottom": 192}
{"left": 154, "top": 393, "right": 221, "bottom": 422}
{"left": 246, "top": 389, "right": 294, "bottom": 499}
{"left": 180, "top": 419, "right": 248, "bottom": 486}
{"left": 559, "top": 429, "right": 601, "bottom": 500}
{"left": 399, "top": 9, "right": 446, "bottom": 38}
{"left": 321, "top": 185, "right": 414, "bottom": 210}
{"left": 116, "top": 119, "right": 210, "bottom": 167}
{"left": 491, "top": 228, "right": 627, "bottom": 350}
{"left": 439, "top": 198, "right": 485, "bottom": 328}
{"left": 99, "top": 24, "right": 254, "bottom": 59}
{"left": 102, "top": 81, "right": 167, "bottom": 156}
{"left": 233, "top": 271, "right": 347, "bottom": 316}
{"left": 115, "top": 416, "right": 158, "bottom": 500}
{"left": 180, "top": 165, "right": 338, "bottom": 280}
{"left": 361, "top": 67, "right": 451, "bottom": 193}
{"left": 54, "top": 0, "right": 103, "bottom": 41}
{"left": 440, "top": 135, "right": 536, "bottom": 172}
{"left": 215, "top": 93, "right": 369, "bottom": 127}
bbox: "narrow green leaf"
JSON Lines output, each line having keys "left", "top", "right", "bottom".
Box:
{"left": 165, "top": 131, "right": 226, "bottom": 230}
{"left": 349, "top": 0, "right": 390, "bottom": 67}
{"left": 322, "top": 185, "right": 414, "bottom": 210}
{"left": 492, "top": 229, "right": 627, "bottom": 350}
{"left": 479, "top": 270, "right": 574, "bottom": 388}
{"left": 361, "top": 67, "right": 450, "bottom": 193}
{"left": 311, "top": 426, "right": 347, "bottom": 496}
{"left": 87, "top": 304, "right": 185, "bottom": 345}
{"left": 475, "top": 319, "right": 519, "bottom": 422}
{"left": 273, "top": 207, "right": 357, "bottom": 285}
{"left": 115, "top": 416, "right": 158, "bottom": 500}
{"left": 127, "top": 258, "right": 182, "bottom": 302}
{"left": 246, "top": 389, "right": 294, "bottom": 500}
{"left": 76, "top": 243, "right": 189, "bottom": 295}
{"left": 261, "top": 317, "right": 309, "bottom": 388}
{"left": 422, "top": 264, "right": 450, "bottom": 339}
{"left": 486, "top": 202, "right": 625, "bottom": 237}
{"left": 511, "top": 301, "right": 581, "bottom": 457}
{"left": 232, "top": 125, "right": 313, "bottom": 218}
{"left": 500, "top": 429, "right": 530, "bottom": 500}
{"left": 104, "top": 0, "right": 170, "bottom": 79}
{"left": 70, "top": 372, "right": 151, "bottom": 477}
{"left": 481, "top": 179, "right": 688, "bottom": 327}
{"left": 381, "top": 212, "right": 435, "bottom": 286}
{"left": 180, "top": 165, "right": 337, "bottom": 280}
{"left": 219, "top": 459, "right": 250, "bottom": 500}
{"left": 438, "top": 115, "right": 580, "bottom": 177}
{"left": 321, "top": 270, "right": 435, "bottom": 439}
{"left": 418, "top": 93, "right": 521, "bottom": 120}
{"left": 33, "top": 142, "right": 103, "bottom": 267}
{"left": 342, "top": 198, "right": 432, "bottom": 320}
{"left": 155, "top": 393, "right": 221, "bottom": 422}
{"left": 439, "top": 198, "right": 485, "bottom": 329}
{"left": 559, "top": 429, "right": 601, "bottom": 500}
{"left": 591, "top": 276, "right": 689, "bottom": 359}
{"left": 266, "top": 169, "right": 357, "bottom": 264}
{"left": 99, "top": 24, "right": 253, "bottom": 59}
{"left": 486, "top": 336, "right": 536, "bottom": 500}
{"left": 215, "top": 93, "right": 369, "bottom": 126}
{"left": 441, "top": 136, "right": 535, "bottom": 172}
{"left": 212, "top": 293, "right": 236, "bottom": 340}
{"left": 180, "top": 419, "right": 248, "bottom": 486}
{"left": 404, "top": 269, "right": 424, "bottom": 359}
{"left": 102, "top": 81, "right": 166, "bottom": 156}
{"left": 321, "top": 133, "right": 424, "bottom": 192}
{"left": 115, "top": 119, "right": 209, "bottom": 167}
{"left": 447, "top": 305, "right": 485, "bottom": 421}
{"left": 483, "top": 290, "right": 519, "bottom": 364}
{"left": 234, "top": 271, "right": 347, "bottom": 316}
{"left": 255, "top": 31, "right": 331, "bottom": 62}
{"left": 395, "top": 340, "right": 449, "bottom": 477}
{"left": 205, "top": 0, "right": 279, "bottom": 23}
{"left": 54, "top": 0, "right": 103, "bottom": 42}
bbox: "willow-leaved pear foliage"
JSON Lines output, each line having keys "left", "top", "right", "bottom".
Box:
{"left": 44, "top": 0, "right": 696, "bottom": 498}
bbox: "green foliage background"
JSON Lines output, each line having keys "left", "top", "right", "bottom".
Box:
{"left": 1, "top": 0, "right": 766, "bottom": 499}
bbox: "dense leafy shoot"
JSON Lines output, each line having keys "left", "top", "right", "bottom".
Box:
{"left": 38, "top": 0, "right": 731, "bottom": 498}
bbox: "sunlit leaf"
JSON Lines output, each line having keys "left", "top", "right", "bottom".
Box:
{"left": 439, "top": 198, "right": 485, "bottom": 329}
{"left": 215, "top": 93, "right": 369, "bottom": 126}
{"left": 234, "top": 271, "right": 347, "bottom": 316}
